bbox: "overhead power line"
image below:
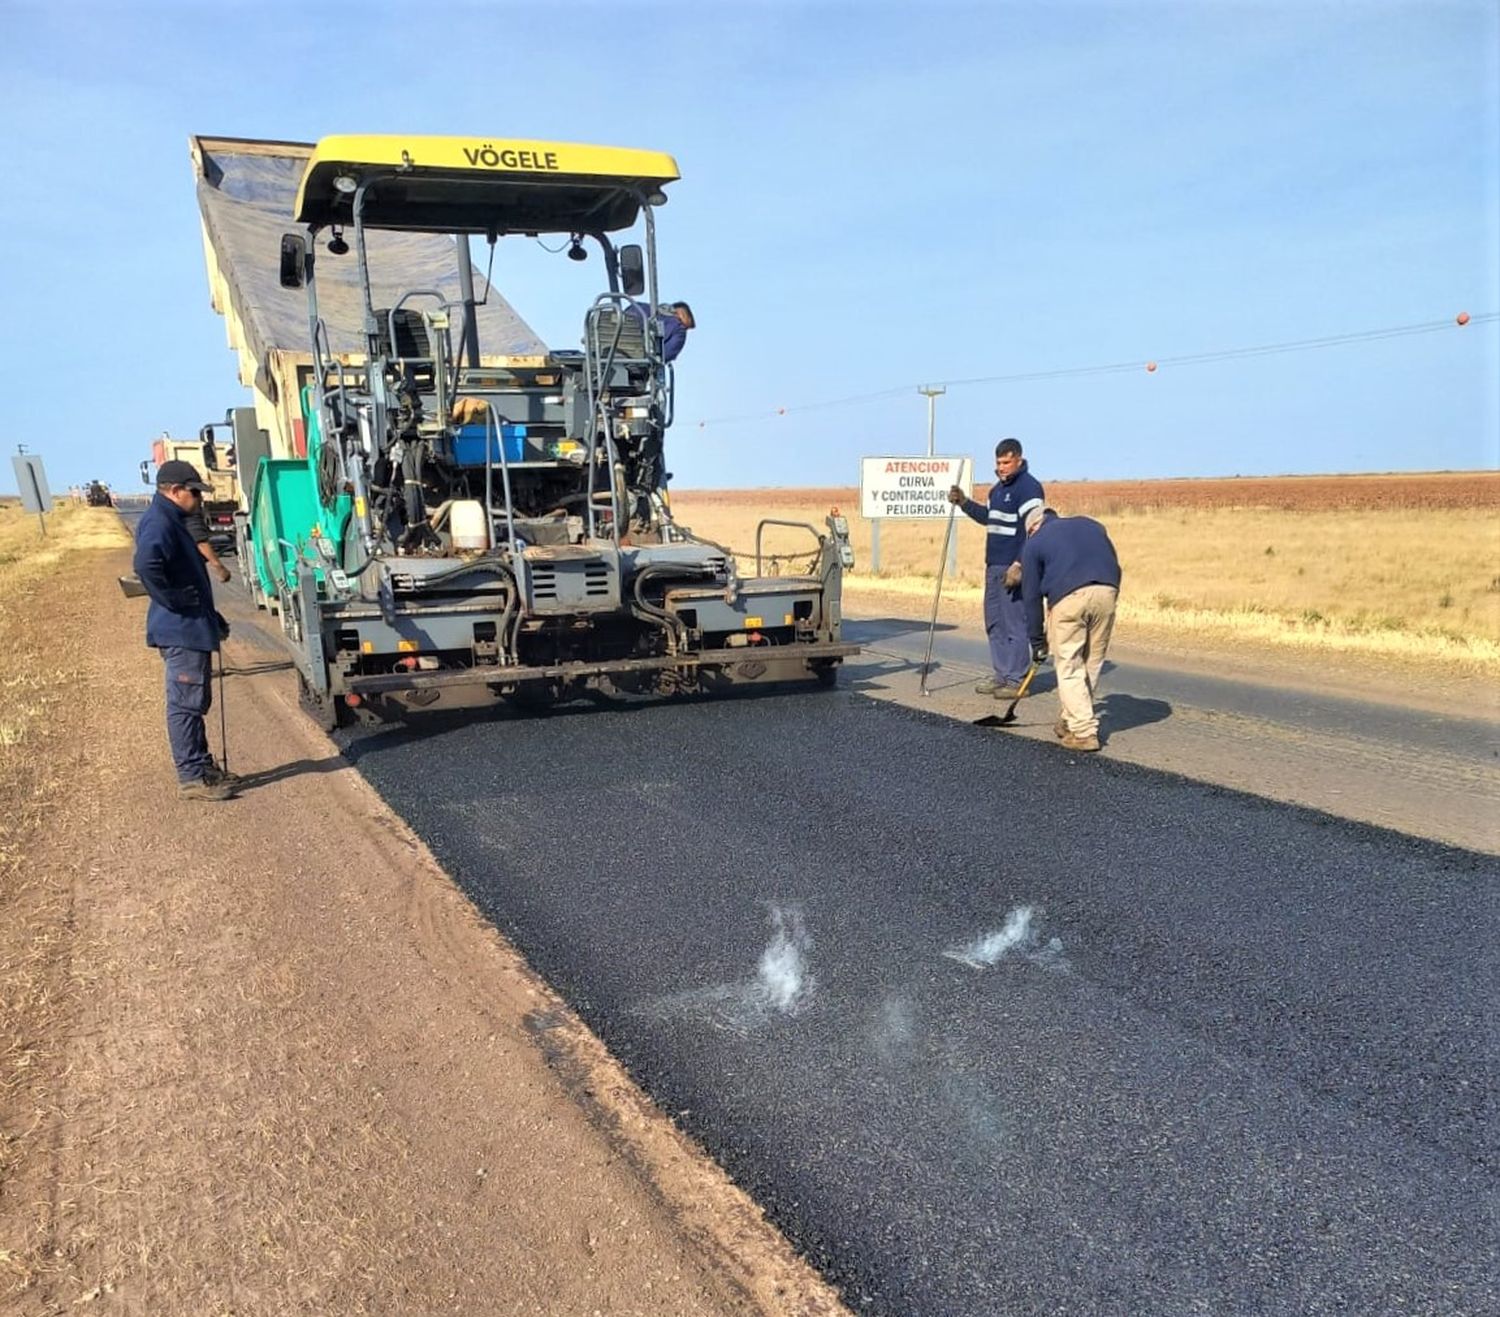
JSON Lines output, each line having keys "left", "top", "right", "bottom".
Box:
{"left": 691, "top": 311, "right": 1496, "bottom": 431}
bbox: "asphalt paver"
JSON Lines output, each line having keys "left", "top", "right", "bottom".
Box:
{"left": 342, "top": 688, "right": 1498, "bottom": 1315}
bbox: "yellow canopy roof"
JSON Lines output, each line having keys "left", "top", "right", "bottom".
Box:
{"left": 294, "top": 135, "right": 680, "bottom": 234}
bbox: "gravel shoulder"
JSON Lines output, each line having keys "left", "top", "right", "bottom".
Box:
{"left": 0, "top": 543, "right": 842, "bottom": 1316}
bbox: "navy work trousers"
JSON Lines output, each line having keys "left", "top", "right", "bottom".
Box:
{"left": 983, "top": 566, "right": 1030, "bottom": 685}
{"left": 161, "top": 645, "right": 215, "bottom": 784}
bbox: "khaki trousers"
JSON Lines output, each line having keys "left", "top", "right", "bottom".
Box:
{"left": 1046, "top": 584, "right": 1118, "bottom": 737}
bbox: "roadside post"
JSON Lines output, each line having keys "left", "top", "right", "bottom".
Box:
{"left": 917, "top": 386, "right": 957, "bottom": 579}
{"left": 12, "top": 446, "right": 52, "bottom": 538}
{"left": 860, "top": 455, "right": 971, "bottom": 685}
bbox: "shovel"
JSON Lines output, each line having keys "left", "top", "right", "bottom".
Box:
{"left": 973, "top": 657, "right": 1043, "bottom": 728}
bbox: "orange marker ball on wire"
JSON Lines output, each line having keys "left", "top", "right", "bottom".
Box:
{"left": 1145, "top": 361, "right": 1158, "bottom": 373}
{"left": 1456, "top": 311, "right": 1471, "bottom": 326}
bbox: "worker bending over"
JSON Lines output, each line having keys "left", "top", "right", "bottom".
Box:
{"left": 1020, "top": 506, "right": 1121, "bottom": 752}
{"left": 655, "top": 301, "right": 695, "bottom": 363}
{"left": 625, "top": 300, "right": 696, "bottom": 364}
{"left": 947, "top": 438, "right": 1045, "bottom": 698}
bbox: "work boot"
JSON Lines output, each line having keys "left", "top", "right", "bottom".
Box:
{"left": 203, "top": 760, "right": 242, "bottom": 788}
{"left": 179, "top": 776, "right": 235, "bottom": 802}
{"left": 1059, "top": 730, "right": 1101, "bottom": 752}
{"left": 1054, "top": 717, "right": 1069, "bottom": 739}
{"left": 992, "top": 683, "right": 1025, "bottom": 699}
{"left": 975, "top": 676, "right": 1004, "bottom": 695}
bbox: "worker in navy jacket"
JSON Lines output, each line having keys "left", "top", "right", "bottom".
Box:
{"left": 132, "top": 460, "right": 236, "bottom": 800}
{"left": 626, "top": 300, "right": 695, "bottom": 364}
{"left": 948, "top": 438, "right": 1046, "bottom": 696}
{"left": 1020, "top": 507, "right": 1122, "bottom": 752}
{"left": 657, "top": 301, "right": 695, "bottom": 363}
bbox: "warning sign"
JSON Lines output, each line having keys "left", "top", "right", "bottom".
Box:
{"left": 859, "top": 455, "right": 971, "bottom": 520}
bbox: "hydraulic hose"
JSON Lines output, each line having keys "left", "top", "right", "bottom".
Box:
{"left": 632, "top": 562, "right": 716, "bottom": 653}
{"left": 404, "top": 553, "right": 517, "bottom": 591}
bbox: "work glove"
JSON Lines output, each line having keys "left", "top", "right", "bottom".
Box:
{"left": 1003, "top": 561, "right": 1023, "bottom": 590}
{"left": 450, "top": 396, "right": 490, "bottom": 425}
{"left": 947, "top": 485, "right": 966, "bottom": 505}
{"left": 217, "top": 613, "right": 231, "bottom": 642}
{"left": 1030, "top": 639, "right": 1048, "bottom": 664}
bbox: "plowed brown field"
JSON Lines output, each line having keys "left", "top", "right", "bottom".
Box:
{"left": 674, "top": 470, "right": 1499, "bottom": 514}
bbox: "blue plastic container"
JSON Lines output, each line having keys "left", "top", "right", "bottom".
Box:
{"left": 451, "top": 424, "right": 527, "bottom": 466}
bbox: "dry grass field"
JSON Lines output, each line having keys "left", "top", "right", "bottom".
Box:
{"left": 0, "top": 501, "right": 131, "bottom": 1276}
{"left": 0, "top": 504, "right": 130, "bottom": 750}
{"left": 669, "top": 472, "right": 1500, "bottom": 671}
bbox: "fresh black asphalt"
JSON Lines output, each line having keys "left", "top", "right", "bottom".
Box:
{"left": 342, "top": 689, "right": 1497, "bottom": 1315}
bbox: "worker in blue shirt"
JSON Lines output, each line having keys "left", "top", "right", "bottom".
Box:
{"left": 626, "top": 300, "right": 695, "bottom": 364}
{"left": 947, "top": 438, "right": 1046, "bottom": 697}
{"left": 1020, "top": 506, "right": 1122, "bottom": 752}
{"left": 132, "top": 460, "right": 237, "bottom": 800}
{"left": 657, "top": 301, "right": 695, "bottom": 364}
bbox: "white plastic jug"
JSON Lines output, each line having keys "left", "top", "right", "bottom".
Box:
{"left": 449, "top": 499, "right": 489, "bottom": 551}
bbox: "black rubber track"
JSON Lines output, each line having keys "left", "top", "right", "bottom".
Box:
{"left": 341, "top": 688, "right": 1498, "bottom": 1315}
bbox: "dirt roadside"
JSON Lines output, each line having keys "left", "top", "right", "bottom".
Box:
{"left": 1, "top": 542, "right": 844, "bottom": 1316}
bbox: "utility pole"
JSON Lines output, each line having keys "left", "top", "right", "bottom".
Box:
{"left": 918, "top": 386, "right": 956, "bottom": 575}
{"left": 918, "top": 384, "right": 946, "bottom": 457}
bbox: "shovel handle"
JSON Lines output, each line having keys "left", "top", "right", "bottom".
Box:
{"left": 919, "top": 504, "right": 960, "bottom": 695}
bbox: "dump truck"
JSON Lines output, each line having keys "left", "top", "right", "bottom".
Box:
{"left": 140, "top": 426, "right": 242, "bottom": 543}
{"left": 192, "top": 134, "right": 856, "bottom": 728}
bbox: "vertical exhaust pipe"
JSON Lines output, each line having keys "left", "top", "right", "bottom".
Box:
{"left": 456, "top": 236, "right": 481, "bottom": 368}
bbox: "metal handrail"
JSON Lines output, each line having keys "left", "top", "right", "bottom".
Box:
{"left": 582, "top": 292, "right": 657, "bottom": 545}
{"left": 482, "top": 402, "right": 519, "bottom": 556}
{"left": 754, "top": 519, "right": 822, "bottom": 576}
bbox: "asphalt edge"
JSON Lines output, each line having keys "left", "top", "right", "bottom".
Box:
{"left": 245, "top": 641, "right": 850, "bottom": 1317}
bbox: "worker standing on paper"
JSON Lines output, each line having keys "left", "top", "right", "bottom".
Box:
{"left": 1020, "top": 506, "right": 1122, "bottom": 752}
{"left": 947, "top": 438, "right": 1045, "bottom": 697}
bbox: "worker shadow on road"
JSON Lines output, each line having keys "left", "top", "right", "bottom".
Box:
{"left": 222, "top": 659, "right": 296, "bottom": 679}
{"left": 842, "top": 658, "right": 1063, "bottom": 699}
{"left": 843, "top": 617, "right": 960, "bottom": 644}
{"left": 232, "top": 754, "right": 347, "bottom": 791}
{"left": 1098, "top": 692, "right": 1172, "bottom": 734}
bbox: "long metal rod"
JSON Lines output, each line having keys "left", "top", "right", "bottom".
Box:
{"left": 216, "top": 648, "right": 229, "bottom": 773}
{"left": 919, "top": 500, "right": 959, "bottom": 695}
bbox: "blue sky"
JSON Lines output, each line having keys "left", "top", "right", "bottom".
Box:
{"left": 2, "top": 0, "right": 1496, "bottom": 493}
